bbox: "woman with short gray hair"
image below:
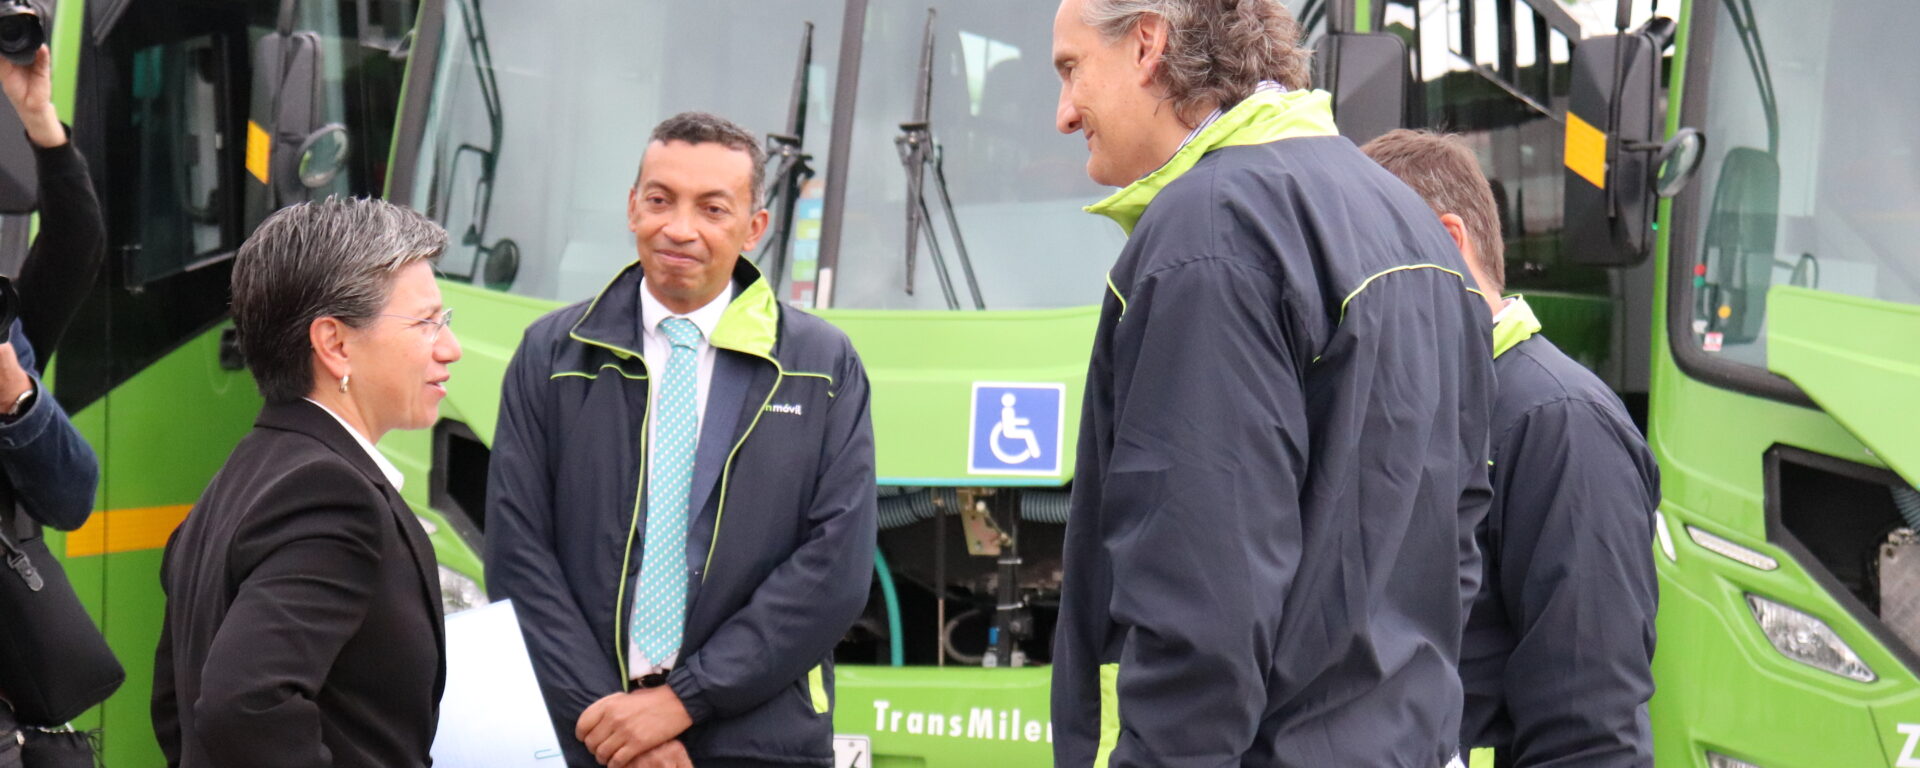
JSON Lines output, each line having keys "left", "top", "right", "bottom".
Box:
{"left": 153, "top": 197, "right": 460, "bottom": 768}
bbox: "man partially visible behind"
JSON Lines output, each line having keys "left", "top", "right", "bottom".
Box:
{"left": 1362, "top": 129, "right": 1660, "bottom": 768}
{"left": 1048, "top": 1, "right": 1495, "bottom": 766}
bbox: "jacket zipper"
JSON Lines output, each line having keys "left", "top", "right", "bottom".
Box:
{"left": 705, "top": 354, "right": 784, "bottom": 578}
{"left": 567, "top": 335, "right": 651, "bottom": 689}
{"left": 571, "top": 336, "right": 787, "bottom": 687}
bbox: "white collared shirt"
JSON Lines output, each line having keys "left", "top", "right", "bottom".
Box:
{"left": 631, "top": 279, "right": 732, "bottom": 678}
{"left": 1492, "top": 296, "right": 1520, "bottom": 324}
{"left": 302, "top": 398, "right": 404, "bottom": 490}
{"left": 639, "top": 279, "right": 731, "bottom": 436}
{"left": 1177, "top": 80, "right": 1288, "bottom": 150}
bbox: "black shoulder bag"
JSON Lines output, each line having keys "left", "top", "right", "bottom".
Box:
{"left": 0, "top": 500, "right": 124, "bottom": 727}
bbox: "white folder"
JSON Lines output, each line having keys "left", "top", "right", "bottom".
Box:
{"left": 431, "top": 600, "right": 566, "bottom": 766}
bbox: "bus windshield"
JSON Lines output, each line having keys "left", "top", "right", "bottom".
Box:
{"left": 1686, "top": 0, "right": 1920, "bottom": 367}
{"left": 410, "top": 0, "right": 844, "bottom": 303}
{"left": 409, "top": 0, "right": 1125, "bottom": 309}
{"left": 826, "top": 1, "right": 1124, "bottom": 310}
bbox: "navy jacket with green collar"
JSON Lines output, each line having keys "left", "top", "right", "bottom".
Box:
{"left": 1460, "top": 298, "right": 1659, "bottom": 767}
{"left": 485, "top": 258, "right": 877, "bottom": 767}
{"left": 1052, "top": 89, "right": 1495, "bottom": 768}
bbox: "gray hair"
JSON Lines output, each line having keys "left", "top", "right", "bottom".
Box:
{"left": 636, "top": 111, "right": 768, "bottom": 209}
{"left": 230, "top": 197, "right": 447, "bottom": 402}
{"left": 1082, "top": 0, "right": 1312, "bottom": 126}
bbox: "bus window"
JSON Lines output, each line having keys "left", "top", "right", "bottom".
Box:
{"left": 61, "top": 0, "right": 417, "bottom": 409}
{"left": 406, "top": 0, "right": 843, "bottom": 303}
{"left": 1377, "top": 0, "right": 1605, "bottom": 365}
{"left": 126, "top": 35, "right": 235, "bottom": 285}
{"left": 116, "top": 0, "right": 411, "bottom": 288}
{"left": 828, "top": 1, "right": 1123, "bottom": 311}
{"left": 1680, "top": 0, "right": 1920, "bottom": 370}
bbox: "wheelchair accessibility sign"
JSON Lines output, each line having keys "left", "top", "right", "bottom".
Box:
{"left": 967, "top": 382, "right": 1065, "bottom": 477}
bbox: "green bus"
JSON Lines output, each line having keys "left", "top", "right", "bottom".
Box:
{"left": 40, "top": 0, "right": 1920, "bottom": 766}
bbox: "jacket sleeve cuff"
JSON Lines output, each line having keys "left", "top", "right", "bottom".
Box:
{"left": 0, "top": 376, "right": 50, "bottom": 449}
{"left": 28, "top": 124, "right": 77, "bottom": 161}
{"left": 667, "top": 663, "right": 714, "bottom": 725}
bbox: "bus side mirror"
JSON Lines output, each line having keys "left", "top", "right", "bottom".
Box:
{"left": 244, "top": 10, "right": 334, "bottom": 230}
{"left": 1322, "top": 32, "right": 1409, "bottom": 147}
{"left": 1562, "top": 18, "right": 1694, "bottom": 267}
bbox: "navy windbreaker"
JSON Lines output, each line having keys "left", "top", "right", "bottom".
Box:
{"left": 1460, "top": 298, "right": 1659, "bottom": 767}
{"left": 485, "top": 258, "right": 877, "bottom": 767}
{"left": 1051, "top": 89, "right": 1495, "bottom": 768}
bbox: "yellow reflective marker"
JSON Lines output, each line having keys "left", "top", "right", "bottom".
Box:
{"left": 246, "top": 120, "right": 271, "bottom": 184}
{"left": 1564, "top": 111, "right": 1608, "bottom": 189}
{"left": 64, "top": 504, "right": 194, "bottom": 557}
{"left": 1718, "top": 305, "right": 1733, "bottom": 319}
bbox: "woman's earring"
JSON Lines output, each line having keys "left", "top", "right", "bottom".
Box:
{"left": 339, "top": 374, "right": 350, "bottom": 394}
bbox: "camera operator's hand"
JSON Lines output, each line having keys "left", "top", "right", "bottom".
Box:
{"left": 0, "top": 341, "right": 33, "bottom": 420}
{"left": 0, "top": 46, "right": 62, "bottom": 149}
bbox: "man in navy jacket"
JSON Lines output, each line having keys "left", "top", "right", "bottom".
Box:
{"left": 1363, "top": 129, "right": 1660, "bottom": 768}
{"left": 1048, "top": 2, "right": 1495, "bottom": 766}
{"left": 485, "top": 113, "right": 877, "bottom": 768}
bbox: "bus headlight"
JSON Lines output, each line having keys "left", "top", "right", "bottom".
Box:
{"left": 439, "top": 565, "right": 490, "bottom": 614}
{"left": 1745, "top": 594, "right": 1874, "bottom": 682}
{"left": 1705, "top": 752, "right": 1763, "bottom": 768}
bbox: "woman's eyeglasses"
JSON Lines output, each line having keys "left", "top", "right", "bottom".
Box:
{"left": 372, "top": 308, "right": 454, "bottom": 343}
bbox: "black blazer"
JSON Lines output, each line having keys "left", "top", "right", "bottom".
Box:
{"left": 153, "top": 399, "right": 445, "bottom": 768}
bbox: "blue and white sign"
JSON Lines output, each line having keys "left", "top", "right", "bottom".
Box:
{"left": 967, "top": 382, "right": 1066, "bottom": 477}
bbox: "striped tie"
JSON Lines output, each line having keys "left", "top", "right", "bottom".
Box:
{"left": 632, "top": 316, "right": 702, "bottom": 670}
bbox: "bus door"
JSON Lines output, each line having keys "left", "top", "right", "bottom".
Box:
{"left": 56, "top": 1, "right": 413, "bottom": 763}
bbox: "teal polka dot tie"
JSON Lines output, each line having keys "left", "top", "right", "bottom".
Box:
{"left": 632, "top": 316, "right": 702, "bottom": 671}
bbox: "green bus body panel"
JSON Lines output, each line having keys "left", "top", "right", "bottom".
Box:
{"left": 831, "top": 666, "right": 1053, "bottom": 767}
{"left": 68, "top": 326, "right": 261, "bottom": 767}
{"left": 1642, "top": 4, "right": 1920, "bottom": 765}
{"left": 1652, "top": 551, "right": 1895, "bottom": 766}
{"left": 432, "top": 281, "right": 1098, "bottom": 487}
{"left": 814, "top": 306, "right": 1096, "bottom": 487}
{"left": 1768, "top": 286, "right": 1920, "bottom": 488}
{"left": 431, "top": 282, "right": 564, "bottom": 445}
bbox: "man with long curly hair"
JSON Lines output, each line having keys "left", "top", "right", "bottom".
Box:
{"left": 1048, "top": 2, "right": 1495, "bottom": 766}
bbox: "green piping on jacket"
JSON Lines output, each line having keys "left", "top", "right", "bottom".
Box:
{"left": 808, "top": 664, "right": 829, "bottom": 714}
{"left": 1338, "top": 264, "right": 1471, "bottom": 322}
{"left": 549, "top": 363, "right": 648, "bottom": 381}
{"left": 1094, "top": 663, "right": 1121, "bottom": 768}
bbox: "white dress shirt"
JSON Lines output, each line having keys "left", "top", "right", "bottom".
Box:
{"left": 630, "top": 279, "right": 732, "bottom": 678}
{"left": 302, "top": 398, "right": 405, "bottom": 490}
{"left": 1492, "top": 295, "right": 1520, "bottom": 324}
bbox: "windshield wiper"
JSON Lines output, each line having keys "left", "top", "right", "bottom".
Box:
{"left": 1720, "top": 0, "right": 1779, "bottom": 154}
{"left": 757, "top": 22, "right": 816, "bottom": 294}
{"left": 895, "top": 8, "right": 984, "bottom": 310}
{"left": 443, "top": 0, "right": 508, "bottom": 285}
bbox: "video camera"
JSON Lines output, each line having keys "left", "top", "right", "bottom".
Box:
{"left": 0, "top": 1, "right": 42, "bottom": 67}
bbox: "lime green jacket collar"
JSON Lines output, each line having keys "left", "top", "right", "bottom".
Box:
{"left": 1085, "top": 88, "right": 1339, "bottom": 235}
{"left": 1492, "top": 296, "right": 1543, "bottom": 359}
{"left": 570, "top": 257, "right": 781, "bottom": 360}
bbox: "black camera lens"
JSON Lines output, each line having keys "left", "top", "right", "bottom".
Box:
{"left": 0, "top": 4, "right": 41, "bottom": 68}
